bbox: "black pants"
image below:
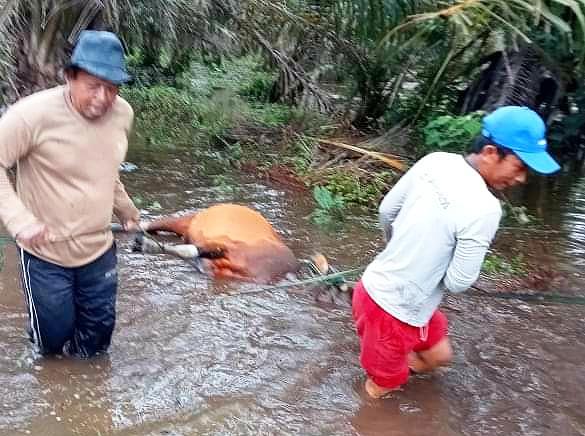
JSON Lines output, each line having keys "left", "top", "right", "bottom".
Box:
{"left": 18, "top": 244, "right": 118, "bottom": 358}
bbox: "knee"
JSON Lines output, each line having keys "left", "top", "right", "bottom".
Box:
{"left": 423, "top": 338, "right": 453, "bottom": 369}
{"left": 433, "top": 347, "right": 453, "bottom": 368}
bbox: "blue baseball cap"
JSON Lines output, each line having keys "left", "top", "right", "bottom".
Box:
{"left": 69, "top": 30, "right": 131, "bottom": 85}
{"left": 482, "top": 106, "right": 560, "bottom": 174}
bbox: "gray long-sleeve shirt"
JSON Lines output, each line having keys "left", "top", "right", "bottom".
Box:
{"left": 362, "top": 152, "right": 501, "bottom": 327}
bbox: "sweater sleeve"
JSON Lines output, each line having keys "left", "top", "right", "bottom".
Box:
{"left": 379, "top": 168, "right": 413, "bottom": 240}
{"left": 113, "top": 176, "right": 140, "bottom": 224}
{"left": 443, "top": 210, "right": 501, "bottom": 293}
{"left": 112, "top": 100, "right": 139, "bottom": 224}
{"left": 0, "top": 108, "right": 40, "bottom": 237}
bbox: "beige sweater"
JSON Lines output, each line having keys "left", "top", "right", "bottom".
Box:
{"left": 0, "top": 85, "right": 139, "bottom": 267}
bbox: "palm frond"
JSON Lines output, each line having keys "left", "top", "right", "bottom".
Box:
{"left": 379, "top": 0, "right": 584, "bottom": 49}
{"left": 309, "top": 137, "right": 408, "bottom": 172}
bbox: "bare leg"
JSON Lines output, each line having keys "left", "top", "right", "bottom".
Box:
{"left": 408, "top": 337, "right": 453, "bottom": 373}
{"left": 365, "top": 378, "right": 401, "bottom": 399}
{"left": 365, "top": 338, "right": 452, "bottom": 399}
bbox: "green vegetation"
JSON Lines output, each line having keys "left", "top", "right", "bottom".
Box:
{"left": 322, "top": 171, "right": 394, "bottom": 208}
{"left": 421, "top": 113, "right": 483, "bottom": 155}
{"left": 132, "top": 195, "right": 163, "bottom": 211}
{"left": 283, "top": 137, "right": 316, "bottom": 175}
{"left": 311, "top": 186, "right": 346, "bottom": 227}
{"left": 121, "top": 57, "right": 295, "bottom": 149}
{"left": 211, "top": 174, "right": 238, "bottom": 195}
{"left": 122, "top": 86, "right": 202, "bottom": 148}
{"left": 482, "top": 251, "right": 526, "bottom": 276}
{"left": 2, "top": 1, "right": 584, "bottom": 136}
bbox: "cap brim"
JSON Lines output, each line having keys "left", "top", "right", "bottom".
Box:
{"left": 515, "top": 150, "right": 561, "bottom": 175}
{"left": 69, "top": 61, "right": 131, "bottom": 85}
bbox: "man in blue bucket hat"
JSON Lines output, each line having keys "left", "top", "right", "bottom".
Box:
{"left": 353, "top": 106, "right": 560, "bottom": 398}
{"left": 0, "top": 30, "right": 140, "bottom": 358}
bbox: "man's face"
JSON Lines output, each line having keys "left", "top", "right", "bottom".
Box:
{"left": 481, "top": 145, "right": 528, "bottom": 190}
{"left": 67, "top": 70, "right": 119, "bottom": 120}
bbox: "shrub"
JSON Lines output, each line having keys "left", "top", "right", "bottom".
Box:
{"left": 422, "top": 112, "right": 483, "bottom": 154}
{"left": 311, "top": 186, "right": 346, "bottom": 227}
{"left": 324, "top": 171, "right": 394, "bottom": 207}
{"left": 121, "top": 86, "right": 201, "bottom": 147}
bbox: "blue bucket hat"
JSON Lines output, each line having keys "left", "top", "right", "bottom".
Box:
{"left": 69, "top": 30, "right": 131, "bottom": 85}
{"left": 482, "top": 106, "right": 560, "bottom": 174}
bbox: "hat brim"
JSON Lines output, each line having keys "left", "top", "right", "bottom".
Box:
{"left": 69, "top": 61, "right": 131, "bottom": 85}
{"left": 515, "top": 149, "right": 561, "bottom": 175}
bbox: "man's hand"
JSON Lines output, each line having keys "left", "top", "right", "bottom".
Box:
{"left": 16, "top": 223, "right": 50, "bottom": 247}
{"left": 122, "top": 218, "right": 141, "bottom": 233}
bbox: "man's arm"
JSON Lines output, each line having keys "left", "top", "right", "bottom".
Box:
{"left": 113, "top": 104, "right": 140, "bottom": 231}
{"left": 379, "top": 169, "right": 414, "bottom": 241}
{"left": 443, "top": 211, "right": 501, "bottom": 293}
{"left": 0, "top": 108, "right": 45, "bottom": 241}
{"left": 113, "top": 176, "right": 140, "bottom": 230}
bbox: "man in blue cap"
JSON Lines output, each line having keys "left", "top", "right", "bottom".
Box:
{"left": 0, "top": 30, "right": 140, "bottom": 358}
{"left": 352, "top": 106, "right": 560, "bottom": 398}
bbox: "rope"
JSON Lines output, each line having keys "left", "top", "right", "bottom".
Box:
{"left": 2, "top": 226, "right": 582, "bottom": 306}
{"left": 222, "top": 267, "right": 365, "bottom": 297}
{"left": 227, "top": 268, "right": 585, "bottom": 307}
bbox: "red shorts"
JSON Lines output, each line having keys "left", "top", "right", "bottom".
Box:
{"left": 352, "top": 280, "right": 448, "bottom": 389}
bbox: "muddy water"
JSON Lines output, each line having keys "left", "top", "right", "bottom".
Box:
{"left": 1, "top": 148, "right": 584, "bottom": 436}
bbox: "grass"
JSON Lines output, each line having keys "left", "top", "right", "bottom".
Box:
{"left": 121, "top": 56, "right": 299, "bottom": 150}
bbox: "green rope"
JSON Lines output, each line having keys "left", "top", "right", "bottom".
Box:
{"left": 2, "top": 229, "right": 582, "bottom": 307}
{"left": 230, "top": 268, "right": 585, "bottom": 307}
{"left": 227, "top": 267, "right": 365, "bottom": 297}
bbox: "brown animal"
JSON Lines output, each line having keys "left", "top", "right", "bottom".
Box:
{"left": 135, "top": 203, "right": 300, "bottom": 284}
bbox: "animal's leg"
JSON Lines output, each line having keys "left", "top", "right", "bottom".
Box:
{"left": 133, "top": 233, "right": 199, "bottom": 260}
{"left": 142, "top": 213, "right": 196, "bottom": 237}
{"left": 133, "top": 233, "right": 225, "bottom": 260}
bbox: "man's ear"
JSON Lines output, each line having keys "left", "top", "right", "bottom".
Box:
{"left": 480, "top": 144, "right": 498, "bottom": 155}
{"left": 480, "top": 144, "right": 500, "bottom": 162}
